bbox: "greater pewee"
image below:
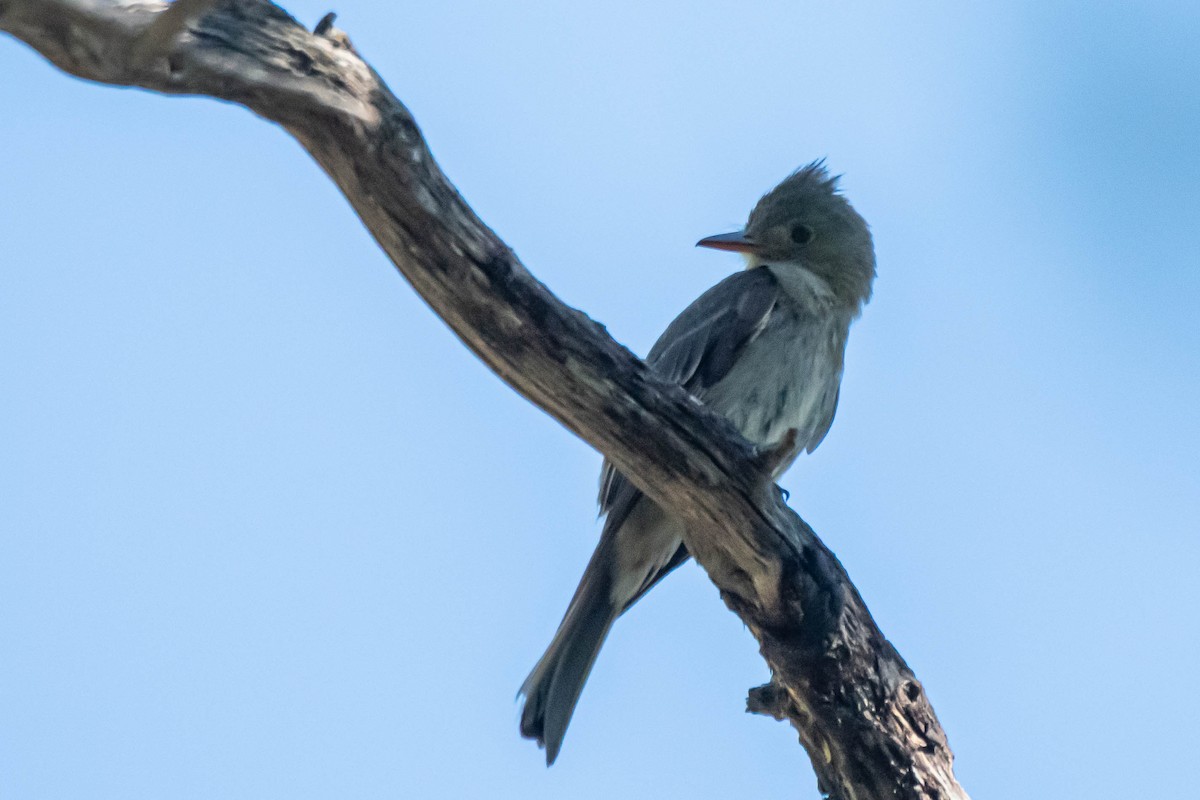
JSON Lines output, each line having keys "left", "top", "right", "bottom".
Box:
{"left": 519, "top": 162, "right": 877, "bottom": 764}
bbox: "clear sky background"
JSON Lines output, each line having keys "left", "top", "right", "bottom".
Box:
{"left": 2, "top": 1, "right": 1199, "bottom": 798}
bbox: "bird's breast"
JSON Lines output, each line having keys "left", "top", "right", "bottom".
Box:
{"left": 703, "top": 304, "right": 848, "bottom": 457}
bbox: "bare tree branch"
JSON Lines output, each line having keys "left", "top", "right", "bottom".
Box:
{"left": 0, "top": 2, "right": 969, "bottom": 797}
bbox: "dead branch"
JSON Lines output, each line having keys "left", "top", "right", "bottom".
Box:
{"left": 0, "top": 3, "right": 968, "bottom": 797}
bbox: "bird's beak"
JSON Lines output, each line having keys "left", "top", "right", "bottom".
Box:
{"left": 695, "top": 230, "right": 760, "bottom": 254}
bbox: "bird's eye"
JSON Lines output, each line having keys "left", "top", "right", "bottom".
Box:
{"left": 790, "top": 224, "right": 814, "bottom": 245}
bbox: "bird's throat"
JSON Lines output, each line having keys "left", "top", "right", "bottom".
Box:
{"left": 765, "top": 261, "right": 836, "bottom": 306}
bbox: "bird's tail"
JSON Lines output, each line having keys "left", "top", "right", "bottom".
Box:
{"left": 519, "top": 562, "right": 617, "bottom": 766}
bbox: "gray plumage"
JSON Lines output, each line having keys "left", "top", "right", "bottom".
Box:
{"left": 519, "top": 162, "right": 876, "bottom": 764}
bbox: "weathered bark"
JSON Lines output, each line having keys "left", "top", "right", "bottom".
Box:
{"left": 0, "top": 3, "right": 968, "bottom": 797}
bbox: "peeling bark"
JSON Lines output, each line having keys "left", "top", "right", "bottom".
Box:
{"left": 0, "top": 3, "right": 969, "bottom": 797}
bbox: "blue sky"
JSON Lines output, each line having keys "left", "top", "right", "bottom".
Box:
{"left": 2, "top": 2, "right": 1198, "bottom": 797}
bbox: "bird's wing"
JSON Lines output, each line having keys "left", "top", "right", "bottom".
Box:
{"left": 645, "top": 266, "right": 781, "bottom": 395}
{"left": 597, "top": 267, "right": 781, "bottom": 518}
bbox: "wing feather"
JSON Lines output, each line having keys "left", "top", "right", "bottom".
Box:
{"left": 598, "top": 268, "right": 781, "bottom": 515}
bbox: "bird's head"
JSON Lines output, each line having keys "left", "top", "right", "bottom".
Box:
{"left": 697, "top": 162, "right": 876, "bottom": 309}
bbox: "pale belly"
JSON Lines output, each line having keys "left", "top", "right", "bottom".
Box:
{"left": 702, "top": 306, "right": 845, "bottom": 458}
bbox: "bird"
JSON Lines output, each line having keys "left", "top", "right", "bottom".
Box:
{"left": 518, "top": 162, "right": 877, "bottom": 765}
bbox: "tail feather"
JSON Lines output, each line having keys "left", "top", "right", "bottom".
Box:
{"left": 519, "top": 569, "right": 616, "bottom": 765}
